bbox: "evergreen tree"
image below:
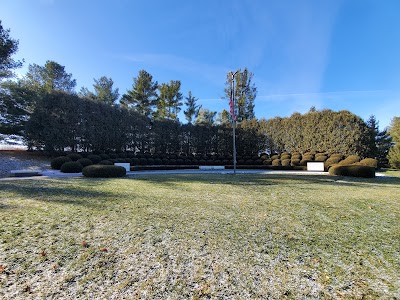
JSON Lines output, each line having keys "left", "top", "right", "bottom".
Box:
{"left": 121, "top": 69, "right": 158, "bottom": 117}
{"left": 183, "top": 91, "right": 201, "bottom": 124}
{"left": 0, "top": 20, "right": 23, "bottom": 80}
{"left": 23, "top": 60, "right": 76, "bottom": 94}
{"left": 388, "top": 117, "right": 400, "bottom": 169}
{"left": 366, "top": 115, "right": 379, "bottom": 158}
{"left": 223, "top": 68, "right": 257, "bottom": 122}
{"left": 80, "top": 76, "right": 119, "bottom": 105}
{"left": 154, "top": 80, "right": 182, "bottom": 121}
{"left": 196, "top": 108, "right": 217, "bottom": 126}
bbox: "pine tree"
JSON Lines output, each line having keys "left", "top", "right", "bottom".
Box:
{"left": 0, "top": 20, "right": 23, "bottom": 80}
{"left": 183, "top": 91, "right": 201, "bottom": 124}
{"left": 121, "top": 70, "right": 158, "bottom": 117}
{"left": 223, "top": 68, "right": 257, "bottom": 122}
{"left": 153, "top": 80, "right": 182, "bottom": 121}
{"left": 366, "top": 115, "right": 379, "bottom": 158}
{"left": 388, "top": 117, "right": 400, "bottom": 169}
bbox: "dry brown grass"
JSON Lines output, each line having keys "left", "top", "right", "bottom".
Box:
{"left": 0, "top": 174, "right": 399, "bottom": 299}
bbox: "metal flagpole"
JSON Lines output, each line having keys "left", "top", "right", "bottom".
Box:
{"left": 231, "top": 71, "right": 238, "bottom": 174}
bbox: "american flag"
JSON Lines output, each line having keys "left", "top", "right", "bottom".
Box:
{"left": 229, "top": 89, "right": 236, "bottom": 121}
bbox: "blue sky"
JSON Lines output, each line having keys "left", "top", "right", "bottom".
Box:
{"left": 1, "top": 0, "right": 399, "bottom": 128}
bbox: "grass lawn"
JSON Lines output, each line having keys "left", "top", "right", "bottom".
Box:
{"left": 1, "top": 174, "right": 399, "bottom": 299}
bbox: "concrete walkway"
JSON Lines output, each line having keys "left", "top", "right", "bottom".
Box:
{"left": 1, "top": 168, "right": 389, "bottom": 181}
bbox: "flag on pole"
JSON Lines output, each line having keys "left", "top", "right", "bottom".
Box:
{"left": 229, "top": 90, "right": 236, "bottom": 121}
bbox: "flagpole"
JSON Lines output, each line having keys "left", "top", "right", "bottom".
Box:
{"left": 231, "top": 71, "right": 238, "bottom": 174}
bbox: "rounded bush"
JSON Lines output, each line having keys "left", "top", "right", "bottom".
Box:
{"left": 254, "top": 159, "right": 263, "bottom": 165}
{"left": 260, "top": 154, "right": 269, "bottom": 161}
{"left": 272, "top": 159, "right": 281, "bottom": 166}
{"left": 339, "top": 155, "right": 361, "bottom": 165}
{"left": 162, "top": 158, "right": 169, "bottom": 165}
{"left": 263, "top": 159, "right": 272, "bottom": 166}
{"left": 281, "top": 159, "right": 291, "bottom": 167}
{"left": 98, "top": 160, "right": 113, "bottom": 165}
{"left": 99, "top": 154, "right": 110, "bottom": 160}
{"left": 324, "top": 156, "right": 342, "bottom": 169}
{"left": 117, "top": 152, "right": 126, "bottom": 158}
{"left": 147, "top": 158, "right": 155, "bottom": 165}
{"left": 198, "top": 159, "right": 206, "bottom": 165}
{"left": 87, "top": 154, "right": 102, "bottom": 164}
{"left": 67, "top": 153, "right": 83, "bottom": 161}
{"left": 300, "top": 159, "right": 312, "bottom": 166}
{"left": 184, "top": 159, "right": 192, "bottom": 165}
{"left": 315, "top": 155, "right": 327, "bottom": 162}
{"left": 281, "top": 154, "right": 291, "bottom": 161}
{"left": 131, "top": 158, "right": 140, "bottom": 165}
{"left": 139, "top": 158, "right": 147, "bottom": 165}
{"left": 270, "top": 154, "right": 280, "bottom": 160}
{"left": 82, "top": 165, "right": 126, "bottom": 178}
{"left": 60, "top": 161, "right": 83, "bottom": 173}
{"left": 245, "top": 159, "right": 254, "bottom": 165}
{"left": 357, "top": 158, "right": 378, "bottom": 169}
{"left": 51, "top": 156, "right": 72, "bottom": 170}
{"left": 302, "top": 154, "right": 314, "bottom": 161}
{"left": 109, "top": 153, "right": 118, "bottom": 159}
{"left": 291, "top": 153, "right": 302, "bottom": 160}
{"left": 77, "top": 158, "right": 93, "bottom": 167}
{"left": 237, "top": 159, "right": 246, "bottom": 165}
{"left": 154, "top": 158, "right": 162, "bottom": 165}
{"left": 176, "top": 159, "right": 184, "bottom": 165}
{"left": 328, "top": 165, "right": 375, "bottom": 178}
{"left": 169, "top": 159, "right": 177, "bottom": 165}
{"left": 291, "top": 159, "right": 301, "bottom": 166}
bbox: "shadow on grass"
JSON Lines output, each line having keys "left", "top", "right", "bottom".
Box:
{"left": 129, "top": 173, "right": 400, "bottom": 189}
{"left": 0, "top": 178, "right": 121, "bottom": 209}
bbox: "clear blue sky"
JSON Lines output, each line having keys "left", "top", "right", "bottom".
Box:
{"left": 1, "top": 0, "right": 399, "bottom": 128}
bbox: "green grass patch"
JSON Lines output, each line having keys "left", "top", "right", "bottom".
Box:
{"left": 0, "top": 174, "right": 399, "bottom": 298}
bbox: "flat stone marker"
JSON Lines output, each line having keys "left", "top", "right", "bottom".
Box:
{"left": 307, "top": 162, "right": 324, "bottom": 171}
{"left": 10, "top": 170, "right": 42, "bottom": 177}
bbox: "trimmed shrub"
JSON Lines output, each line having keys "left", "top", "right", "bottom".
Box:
{"left": 139, "top": 158, "right": 147, "bottom": 165}
{"left": 87, "top": 154, "right": 102, "bottom": 164}
{"left": 176, "top": 159, "right": 184, "bottom": 165}
{"left": 162, "top": 158, "right": 169, "bottom": 165}
{"left": 117, "top": 152, "right": 127, "bottom": 158}
{"left": 198, "top": 159, "right": 206, "bottom": 165}
{"left": 339, "top": 155, "right": 361, "bottom": 165}
{"left": 77, "top": 158, "right": 93, "bottom": 167}
{"left": 281, "top": 159, "right": 291, "bottom": 167}
{"left": 263, "top": 159, "right": 272, "bottom": 166}
{"left": 272, "top": 159, "right": 281, "bottom": 166}
{"left": 324, "top": 156, "right": 342, "bottom": 170}
{"left": 147, "top": 158, "right": 155, "bottom": 165}
{"left": 254, "top": 159, "right": 263, "bottom": 165}
{"left": 260, "top": 154, "right": 269, "bottom": 161}
{"left": 329, "top": 165, "right": 375, "bottom": 178}
{"left": 281, "top": 154, "right": 291, "bottom": 161}
{"left": 315, "top": 155, "right": 327, "bottom": 162}
{"left": 357, "top": 158, "right": 378, "bottom": 169}
{"left": 300, "top": 159, "right": 312, "bottom": 166}
{"left": 67, "top": 153, "right": 83, "bottom": 161}
{"left": 154, "top": 158, "right": 162, "bottom": 165}
{"left": 108, "top": 153, "right": 118, "bottom": 159}
{"left": 60, "top": 161, "right": 83, "bottom": 173}
{"left": 132, "top": 158, "right": 140, "bottom": 165}
{"left": 291, "top": 159, "right": 301, "bottom": 166}
{"left": 82, "top": 165, "right": 126, "bottom": 178}
{"left": 291, "top": 153, "right": 302, "bottom": 160}
{"left": 51, "top": 156, "right": 72, "bottom": 170}
{"left": 245, "top": 159, "right": 254, "bottom": 165}
{"left": 99, "top": 154, "right": 111, "bottom": 160}
{"left": 302, "top": 154, "right": 314, "bottom": 161}
{"left": 270, "top": 154, "right": 280, "bottom": 160}
{"left": 238, "top": 159, "right": 246, "bottom": 165}
{"left": 98, "top": 160, "right": 113, "bottom": 165}
{"left": 169, "top": 159, "right": 177, "bottom": 165}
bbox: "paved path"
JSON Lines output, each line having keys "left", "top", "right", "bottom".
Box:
{"left": 0, "top": 168, "right": 391, "bottom": 181}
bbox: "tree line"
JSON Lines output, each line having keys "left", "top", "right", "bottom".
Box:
{"left": 0, "top": 20, "right": 398, "bottom": 167}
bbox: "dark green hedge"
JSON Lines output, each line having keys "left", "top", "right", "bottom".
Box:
{"left": 82, "top": 165, "right": 126, "bottom": 178}
{"left": 60, "top": 161, "right": 83, "bottom": 173}
{"left": 66, "top": 153, "right": 83, "bottom": 161}
{"left": 328, "top": 165, "right": 375, "bottom": 178}
{"left": 77, "top": 158, "right": 93, "bottom": 167}
{"left": 51, "top": 156, "right": 72, "bottom": 170}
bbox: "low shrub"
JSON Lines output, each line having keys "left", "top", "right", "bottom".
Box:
{"left": 281, "top": 154, "right": 291, "bottom": 161}
{"left": 77, "top": 158, "right": 93, "bottom": 167}
{"left": 324, "top": 156, "right": 342, "bottom": 169}
{"left": 198, "top": 159, "right": 206, "bottom": 165}
{"left": 291, "top": 153, "right": 302, "bottom": 160}
{"left": 139, "top": 158, "right": 147, "bottom": 165}
{"left": 238, "top": 159, "right": 246, "bottom": 165}
{"left": 328, "top": 164, "right": 375, "bottom": 178}
{"left": 51, "top": 156, "right": 72, "bottom": 170}
{"left": 260, "top": 154, "right": 269, "bottom": 161}
{"left": 272, "top": 159, "right": 281, "bottom": 166}
{"left": 244, "top": 159, "right": 253, "bottom": 165}
{"left": 339, "top": 155, "right": 361, "bottom": 165}
{"left": 300, "top": 159, "right": 312, "bottom": 166}
{"left": 263, "top": 159, "right": 272, "bottom": 166}
{"left": 108, "top": 153, "right": 118, "bottom": 159}
{"left": 98, "top": 160, "right": 113, "bottom": 165}
{"left": 67, "top": 153, "right": 83, "bottom": 161}
{"left": 357, "top": 158, "right": 378, "bottom": 169}
{"left": 291, "top": 159, "right": 301, "bottom": 166}
{"left": 254, "top": 159, "right": 263, "bottom": 165}
{"left": 147, "top": 158, "right": 155, "bottom": 165}
{"left": 87, "top": 154, "right": 102, "bottom": 164}
{"left": 99, "top": 154, "right": 110, "bottom": 160}
{"left": 162, "top": 158, "right": 169, "bottom": 165}
{"left": 60, "top": 161, "right": 83, "bottom": 173}
{"left": 82, "top": 165, "right": 126, "bottom": 178}
{"left": 315, "top": 155, "right": 327, "bottom": 162}
{"left": 154, "top": 158, "right": 162, "bottom": 165}
{"left": 169, "top": 159, "right": 177, "bottom": 165}
{"left": 281, "top": 159, "right": 291, "bottom": 167}
{"left": 270, "top": 154, "right": 280, "bottom": 160}
{"left": 117, "top": 152, "right": 127, "bottom": 158}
